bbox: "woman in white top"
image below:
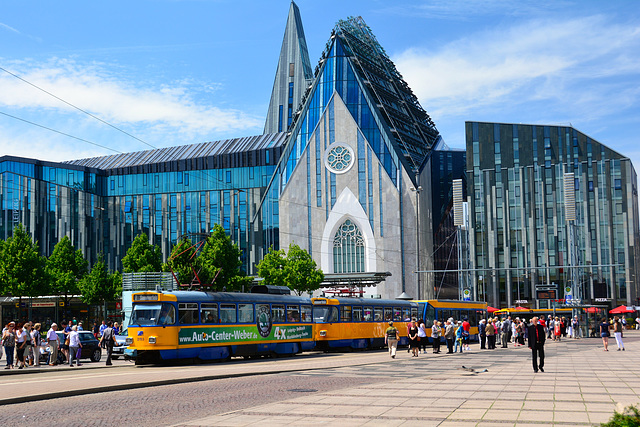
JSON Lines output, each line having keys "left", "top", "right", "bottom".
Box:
{"left": 417, "top": 319, "right": 427, "bottom": 354}
{"left": 68, "top": 325, "right": 82, "bottom": 367}
{"left": 15, "top": 323, "right": 28, "bottom": 369}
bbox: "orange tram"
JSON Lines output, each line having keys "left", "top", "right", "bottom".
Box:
{"left": 124, "top": 289, "right": 483, "bottom": 364}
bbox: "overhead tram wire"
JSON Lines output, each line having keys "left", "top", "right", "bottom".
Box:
{"left": 0, "top": 66, "right": 157, "bottom": 150}
{"left": 0, "top": 111, "right": 121, "bottom": 154}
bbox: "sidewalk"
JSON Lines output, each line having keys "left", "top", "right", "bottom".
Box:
{"left": 177, "top": 331, "right": 640, "bottom": 426}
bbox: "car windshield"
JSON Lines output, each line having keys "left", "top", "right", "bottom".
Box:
{"left": 313, "top": 306, "right": 339, "bottom": 323}
{"left": 130, "top": 303, "right": 175, "bottom": 326}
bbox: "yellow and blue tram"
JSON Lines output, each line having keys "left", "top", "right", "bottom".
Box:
{"left": 415, "top": 299, "right": 488, "bottom": 341}
{"left": 311, "top": 297, "right": 418, "bottom": 350}
{"left": 125, "top": 290, "right": 316, "bottom": 364}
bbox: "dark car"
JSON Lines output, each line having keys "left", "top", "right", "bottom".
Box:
{"left": 47, "top": 331, "right": 102, "bottom": 363}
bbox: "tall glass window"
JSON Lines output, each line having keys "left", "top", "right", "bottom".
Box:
{"left": 333, "top": 219, "right": 365, "bottom": 273}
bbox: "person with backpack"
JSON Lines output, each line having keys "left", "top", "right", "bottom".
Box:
{"left": 384, "top": 321, "right": 399, "bottom": 359}
{"left": 99, "top": 320, "right": 118, "bottom": 365}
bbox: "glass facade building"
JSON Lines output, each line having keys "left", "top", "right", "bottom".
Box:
{"left": 466, "top": 122, "right": 640, "bottom": 309}
{"left": 0, "top": 134, "right": 286, "bottom": 272}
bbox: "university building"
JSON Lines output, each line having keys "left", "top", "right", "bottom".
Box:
{"left": 465, "top": 122, "right": 640, "bottom": 308}
{"left": 0, "top": 3, "right": 463, "bottom": 301}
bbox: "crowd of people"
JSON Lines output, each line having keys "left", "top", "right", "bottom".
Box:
{"left": 384, "top": 314, "right": 633, "bottom": 372}
{"left": 1, "top": 318, "right": 121, "bottom": 369}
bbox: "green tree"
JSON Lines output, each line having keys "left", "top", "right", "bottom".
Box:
{"left": 198, "top": 224, "right": 251, "bottom": 291}
{"left": 162, "top": 236, "right": 197, "bottom": 285}
{"left": 78, "top": 254, "right": 122, "bottom": 318}
{"left": 0, "top": 224, "right": 48, "bottom": 317}
{"left": 46, "top": 236, "right": 88, "bottom": 308}
{"left": 122, "top": 233, "right": 162, "bottom": 273}
{"left": 284, "top": 244, "right": 324, "bottom": 295}
{"left": 257, "top": 244, "right": 324, "bottom": 295}
{"left": 256, "top": 246, "right": 287, "bottom": 287}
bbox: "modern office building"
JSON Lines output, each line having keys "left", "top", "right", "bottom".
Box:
{"left": 0, "top": 3, "right": 463, "bottom": 301}
{"left": 465, "top": 122, "right": 640, "bottom": 308}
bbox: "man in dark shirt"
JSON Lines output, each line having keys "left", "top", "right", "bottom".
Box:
{"left": 527, "top": 317, "right": 546, "bottom": 373}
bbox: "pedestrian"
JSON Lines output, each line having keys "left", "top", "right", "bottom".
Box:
{"left": 486, "top": 319, "right": 496, "bottom": 349}
{"left": 417, "top": 319, "right": 427, "bottom": 354}
{"left": 635, "top": 316, "right": 640, "bottom": 330}
{"left": 431, "top": 321, "right": 441, "bottom": 353}
{"left": 501, "top": 317, "right": 510, "bottom": 348}
{"left": 92, "top": 321, "right": 100, "bottom": 338}
{"left": 547, "top": 316, "right": 554, "bottom": 339}
{"left": 24, "top": 322, "right": 33, "bottom": 366}
{"left": 2, "top": 322, "right": 16, "bottom": 369}
{"left": 527, "top": 316, "right": 545, "bottom": 373}
{"left": 78, "top": 322, "right": 84, "bottom": 331}
{"left": 31, "top": 323, "right": 42, "bottom": 367}
{"left": 46, "top": 323, "right": 59, "bottom": 365}
{"left": 385, "top": 321, "right": 399, "bottom": 359}
{"left": 554, "top": 317, "right": 562, "bottom": 342}
{"left": 99, "top": 320, "right": 118, "bottom": 365}
{"left": 68, "top": 325, "right": 82, "bottom": 367}
{"left": 599, "top": 317, "right": 610, "bottom": 351}
{"left": 15, "top": 322, "right": 28, "bottom": 369}
{"left": 613, "top": 316, "right": 625, "bottom": 351}
{"left": 479, "top": 318, "right": 487, "bottom": 349}
{"left": 408, "top": 321, "right": 419, "bottom": 357}
{"left": 99, "top": 320, "right": 107, "bottom": 337}
{"left": 462, "top": 317, "right": 471, "bottom": 351}
{"left": 113, "top": 322, "right": 120, "bottom": 335}
{"left": 561, "top": 317, "right": 568, "bottom": 338}
{"left": 60, "top": 321, "right": 70, "bottom": 362}
{"left": 571, "top": 316, "right": 580, "bottom": 339}
{"left": 444, "top": 319, "right": 455, "bottom": 353}
{"left": 454, "top": 321, "right": 464, "bottom": 353}
{"left": 515, "top": 319, "right": 524, "bottom": 346}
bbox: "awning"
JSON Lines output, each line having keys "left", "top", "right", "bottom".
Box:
{"left": 487, "top": 306, "right": 499, "bottom": 313}
{"left": 609, "top": 305, "right": 635, "bottom": 314}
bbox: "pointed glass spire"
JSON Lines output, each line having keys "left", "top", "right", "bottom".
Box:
{"left": 264, "top": 1, "right": 313, "bottom": 134}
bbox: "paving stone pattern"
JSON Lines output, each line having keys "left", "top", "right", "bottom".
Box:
{"left": 178, "top": 331, "right": 640, "bottom": 426}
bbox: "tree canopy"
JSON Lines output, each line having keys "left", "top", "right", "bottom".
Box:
{"left": 162, "top": 236, "right": 198, "bottom": 285}
{"left": 257, "top": 243, "right": 324, "bottom": 295}
{"left": 122, "top": 233, "right": 162, "bottom": 273}
{"left": 78, "top": 254, "right": 122, "bottom": 305}
{"left": 198, "top": 224, "right": 251, "bottom": 291}
{"left": 46, "top": 235, "right": 87, "bottom": 298}
{"left": 0, "top": 224, "right": 47, "bottom": 298}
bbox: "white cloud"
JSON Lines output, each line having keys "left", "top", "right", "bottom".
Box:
{"left": 0, "top": 57, "right": 263, "bottom": 158}
{"left": 394, "top": 15, "right": 640, "bottom": 122}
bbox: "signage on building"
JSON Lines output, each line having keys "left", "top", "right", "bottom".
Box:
{"left": 116, "top": 302, "right": 122, "bottom": 310}
{"left": 536, "top": 290, "right": 557, "bottom": 300}
{"left": 32, "top": 302, "right": 56, "bottom": 308}
{"left": 594, "top": 298, "right": 610, "bottom": 302}
{"left": 515, "top": 299, "right": 528, "bottom": 304}
{"left": 462, "top": 289, "right": 471, "bottom": 301}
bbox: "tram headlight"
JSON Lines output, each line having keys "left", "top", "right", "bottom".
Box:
{"left": 149, "top": 336, "right": 157, "bottom": 344}
{"left": 319, "top": 330, "right": 327, "bottom": 337}
{"left": 125, "top": 337, "right": 133, "bottom": 345}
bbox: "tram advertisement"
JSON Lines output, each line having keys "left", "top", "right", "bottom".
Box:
{"left": 178, "top": 325, "right": 313, "bottom": 345}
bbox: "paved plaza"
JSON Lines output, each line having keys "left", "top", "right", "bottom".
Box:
{"left": 177, "top": 331, "right": 640, "bottom": 426}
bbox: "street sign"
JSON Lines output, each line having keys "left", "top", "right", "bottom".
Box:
{"left": 463, "top": 289, "right": 471, "bottom": 301}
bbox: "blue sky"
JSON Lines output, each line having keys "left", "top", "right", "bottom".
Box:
{"left": 1, "top": 0, "right": 640, "bottom": 169}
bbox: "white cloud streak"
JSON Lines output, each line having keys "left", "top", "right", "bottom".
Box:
{"left": 0, "top": 58, "right": 262, "bottom": 157}
{"left": 394, "top": 15, "right": 640, "bottom": 123}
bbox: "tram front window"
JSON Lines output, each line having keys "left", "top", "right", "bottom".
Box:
{"left": 313, "top": 306, "right": 339, "bottom": 323}
{"left": 131, "top": 303, "right": 175, "bottom": 326}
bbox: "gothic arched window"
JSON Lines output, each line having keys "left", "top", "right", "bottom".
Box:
{"left": 333, "top": 219, "right": 365, "bottom": 273}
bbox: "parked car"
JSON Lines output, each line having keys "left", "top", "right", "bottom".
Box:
{"left": 43, "top": 331, "right": 102, "bottom": 363}
{"left": 112, "top": 330, "right": 128, "bottom": 359}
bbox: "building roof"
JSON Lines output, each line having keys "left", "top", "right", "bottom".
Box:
{"left": 63, "top": 133, "right": 287, "bottom": 171}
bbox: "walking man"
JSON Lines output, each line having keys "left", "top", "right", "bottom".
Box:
{"left": 501, "top": 317, "right": 511, "bottom": 348}
{"left": 46, "top": 323, "right": 59, "bottom": 365}
{"left": 479, "top": 319, "right": 487, "bottom": 349}
{"left": 385, "top": 321, "right": 399, "bottom": 359}
{"left": 99, "top": 320, "right": 118, "bottom": 365}
{"left": 527, "top": 317, "right": 546, "bottom": 373}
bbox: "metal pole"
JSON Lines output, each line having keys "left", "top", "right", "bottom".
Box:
{"left": 416, "top": 181, "right": 420, "bottom": 300}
